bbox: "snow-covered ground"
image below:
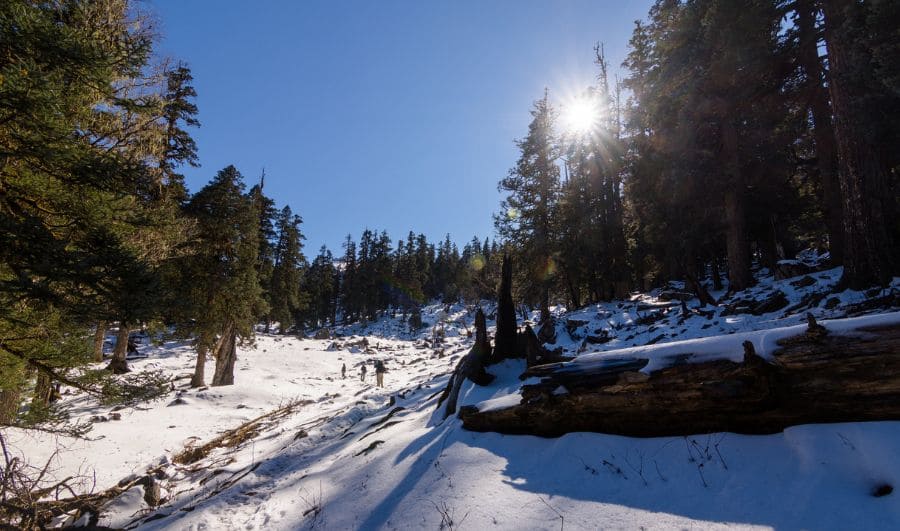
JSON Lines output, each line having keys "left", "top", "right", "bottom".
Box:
{"left": 5, "top": 266, "right": 900, "bottom": 529}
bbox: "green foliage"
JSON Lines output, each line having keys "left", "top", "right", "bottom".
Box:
{"left": 181, "top": 166, "right": 266, "bottom": 350}
{"left": 270, "top": 206, "right": 307, "bottom": 333}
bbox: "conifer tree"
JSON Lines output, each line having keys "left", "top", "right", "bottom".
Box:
{"left": 496, "top": 91, "right": 560, "bottom": 322}
{"left": 183, "top": 166, "right": 265, "bottom": 387}
{"left": 821, "top": 0, "right": 899, "bottom": 288}
{"left": 0, "top": 0, "right": 187, "bottom": 419}
{"left": 269, "top": 206, "right": 306, "bottom": 333}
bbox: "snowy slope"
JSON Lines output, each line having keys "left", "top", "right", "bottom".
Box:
{"left": 5, "top": 267, "right": 900, "bottom": 530}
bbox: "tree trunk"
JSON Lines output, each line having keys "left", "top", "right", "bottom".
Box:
{"left": 460, "top": 319, "right": 900, "bottom": 437}
{"left": 31, "top": 372, "right": 51, "bottom": 409}
{"left": 0, "top": 388, "right": 20, "bottom": 424}
{"left": 721, "top": 119, "right": 753, "bottom": 292}
{"left": 797, "top": 0, "right": 843, "bottom": 265}
{"left": 93, "top": 321, "right": 107, "bottom": 362}
{"left": 564, "top": 270, "right": 580, "bottom": 310}
{"left": 491, "top": 254, "right": 519, "bottom": 362}
{"left": 92, "top": 321, "right": 108, "bottom": 362}
{"left": 191, "top": 343, "right": 208, "bottom": 388}
{"left": 211, "top": 322, "right": 237, "bottom": 386}
{"left": 711, "top": 256, "right": 723, "bottom": 291}
{"left": 822, "top": 0, "right": 897, "bottom": 288}
{"left": 539, "top": 287, "right": 551, "bottom": 325}
{"left": 106, "top": 322, "right": 130, "bottom": 374}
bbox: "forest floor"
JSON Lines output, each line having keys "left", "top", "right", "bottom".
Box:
{"left": 6, "top": 261, "right": 900, "bottom": 530}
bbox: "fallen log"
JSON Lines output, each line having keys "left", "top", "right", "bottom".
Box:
{"left": 459, "top": 313, "right": 900, "bottom": 437}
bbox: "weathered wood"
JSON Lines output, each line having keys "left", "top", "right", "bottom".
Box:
{"left": 438, "top": 309, "right": 495, "bottom": 419}
{"left": 460, "top": 321, "right": 900, "bottom": 437}
{"left": 491, "top": 254, "right": 519, "bottom": 362}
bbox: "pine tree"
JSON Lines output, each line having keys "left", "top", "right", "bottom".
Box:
{"left": 496, "top": 91, "right": 560, "bottom": 322}
{"left": 159, "top": 62, "right": 200, "bottom": 202}
{"left": 0, "top": 0, "right": 187, "bottom": 419}
{"left": 183, "top": 166, "right": 265, "bottom": 387}
{"left": 340, "top": 235, "right": 360, "bottom": 323}
{"left": 269, "top": 206, "right": 306, "bottom": 333}
{"left": 821, "top": 0, "right": 899, "bottom": 288}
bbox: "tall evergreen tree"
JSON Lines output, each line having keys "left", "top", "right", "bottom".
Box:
{"left": 183, "top": 166, "right": 265, "bottom": 387}
{"left": 821, "top": 0, "right": 899, "bottom": 288}
{"left": 269, "top": 206, "right": 306, "bottom": 333}
{"left": 496, "top": 91, "right": 560, "bottom": 321}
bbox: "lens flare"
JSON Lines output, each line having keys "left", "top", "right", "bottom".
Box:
{"left": 561, "top": 96, "right": 599, "bottom": 134}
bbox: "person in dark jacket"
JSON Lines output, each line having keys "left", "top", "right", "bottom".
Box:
{"left": 374, "top": 360, "right": 386, "bottom": 388}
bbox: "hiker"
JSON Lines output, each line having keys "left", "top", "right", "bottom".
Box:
{"left": 374, "top": 359, "right": 386, "bottom": 388}
{"left": 360, "top": 363, "right": 367, "bottom": 382}
{"left": 341, "top": 363, "right": 346, "bottom": 379}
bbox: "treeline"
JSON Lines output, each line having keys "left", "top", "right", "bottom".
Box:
{"left": 497, "top": 0, "right": 899, "bottom": 320}
{"left": 304, "top": 231, "right": 501, "bottom": 328}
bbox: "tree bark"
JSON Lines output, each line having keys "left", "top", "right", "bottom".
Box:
{"left": 822, "top": 0, "right": 897, "bottom": 288}
{"left": 0, "top": 388, "right": 20, "bottom": 424}
{"left": 31, "top": 372, "right": 52, "bottom": 409}
{"left": 211, "top": 322, "right": 237, "bottom": 386}
{"left": 438, "top": 308, "right": 495, "bottom": 419}
{"left": 491, "top": 254, "right": 519, "bottom": 362}
{"left": 721, "top": 119, "right": 753, "bottom": 292}
{"left": 797, "top": 0, "right": 843, "bottom": 265}
{"left": 191, "top": 343, "right": 208, "bottom": 388}
{"left": 106, "top": 322, "right": 130, "bottom": 374}
{"left": 460, "top": 320, "right": 900, "bottom": 437}
{"left": 711, "top": 255, "right": 723, "bottom": 291}
{"left": 92, "top": 321, "right": 107, "bottom": 363}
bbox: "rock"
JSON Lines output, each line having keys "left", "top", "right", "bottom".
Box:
{"left": 658, "top": 290, "right": 694, "bottom": 302}
{"left": 824, "top": 297, "right": 841, "bottom": 310}
{"left": 790, "top": 275, "right": 817, "bottom": 288}
{"left": 109, "top": 412, "right": 122, "bottom": 421}
{"left": 314, "top": 329, "right": 331, "bottom": 340}
{"left": 537, "top": 318, "right": 557, "bottom": 344}
{"left": 774, "top": 260, "right": 814, "bottom": 280}
{"left": 750, "top": 290, "right": 789, "bottom": 315}
{"left": 167, "top": 397, "right": 188, "bottom": 407}
{"left": 584, "top": 330, "right": 612, "bottom": 344}
{"left": 565, "top": 319, "right": 589, "bottom": 339}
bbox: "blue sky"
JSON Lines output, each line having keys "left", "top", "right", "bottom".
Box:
{"left": 152, "top": 0, "right": 653, "bottom": 254}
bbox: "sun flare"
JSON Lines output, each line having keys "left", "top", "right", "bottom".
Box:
{"left": 561, "top": 96, "right": 600, "bottom": 134}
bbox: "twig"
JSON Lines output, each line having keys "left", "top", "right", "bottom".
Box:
{"left": 538, "top": 496, "right": 564, "bottom": 531}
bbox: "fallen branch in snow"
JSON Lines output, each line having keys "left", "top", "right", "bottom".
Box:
{"left": 537, "top": 496, "right": 564, "bottom": 531}
{"left": 459, "top": 314, "right": 900, "bottom": 437}
{"left": 173, "top": 399, "right": 312, "bottom": 465}
{"left": 0, "top": 430, "right": 167, "bottom": 529}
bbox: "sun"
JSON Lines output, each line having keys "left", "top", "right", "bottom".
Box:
{"left": 561, "top": 96, "right": 600, "bottom": 134}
